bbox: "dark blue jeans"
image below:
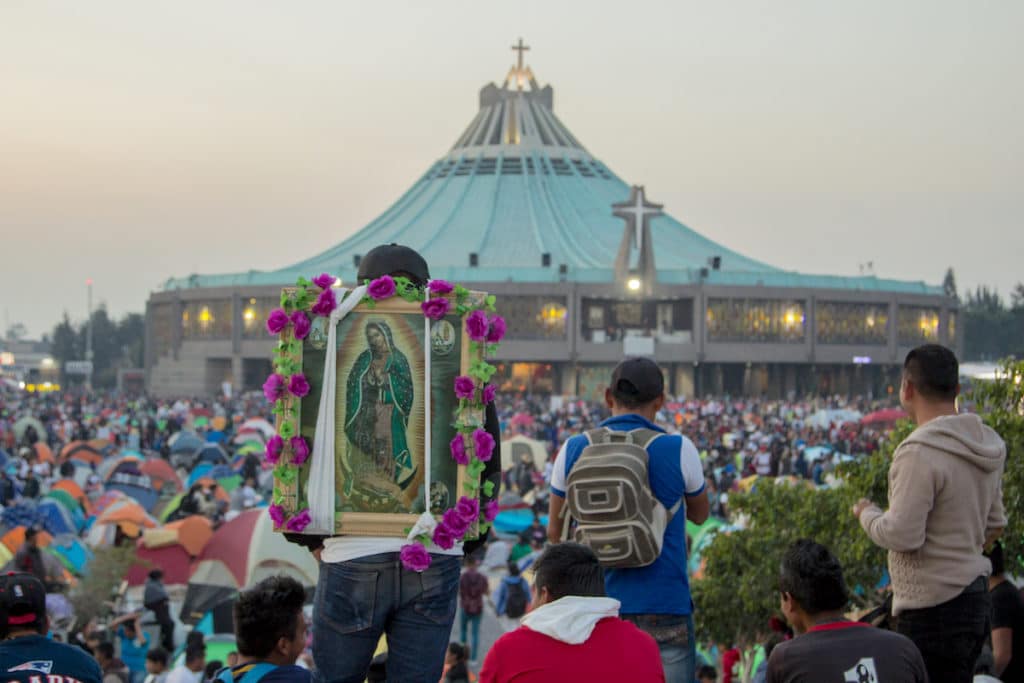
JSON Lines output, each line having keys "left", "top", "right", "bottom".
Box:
{"left": 896, "top": 576, "right": 990, "bottom": 683}
{"left": 622, "top": 613, "right": 695, "bottom": 683}
{"left": 312, "top": 553, "right": 461, "bottom": 683}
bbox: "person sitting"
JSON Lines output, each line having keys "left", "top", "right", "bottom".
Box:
{"left": 767, "top": 539, "right": 927, "bottom": 682}
{"left": 215, "top": 575, "right": 310, "bottom": 682}
{"left": 479, "top": 543, "right": 664, "bottom": 682}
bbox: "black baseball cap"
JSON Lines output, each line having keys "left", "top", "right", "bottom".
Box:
{"left": 611, "top": 358, "right": 664, "bottom": 404}
{"left": 357, "top": 244, "right": 430, "bottom": 287}
{"left": 2, "top": 573, "right": 46, "bottom": 630}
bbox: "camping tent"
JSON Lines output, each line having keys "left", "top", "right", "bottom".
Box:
{"left": 501, "top": 435, "right": 548, "bottom": 472}
{"left": 179, "top": 509, "right": 318, "bottom": 623}
{"left": 126, "top": 540, "right": 193, "bottom": 587}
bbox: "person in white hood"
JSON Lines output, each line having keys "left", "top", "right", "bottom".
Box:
{"left": 853, "top": 344, "right": 1006, "bottom": 683}
{"left": 479, "top": 543, "right": 664, "bottom": 683}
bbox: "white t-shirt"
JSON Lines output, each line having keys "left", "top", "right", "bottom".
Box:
{"left": 165, "top": 666, "right": 203, "bottom": 683}
{"left": 321, "top": 536, "right": 463, "bottom": 564}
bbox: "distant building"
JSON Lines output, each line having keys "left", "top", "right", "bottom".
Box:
{"left": 146, "top": 46, "right": 956, "bottom": 399}
{"left": 0, "top": 338, "right": 60, "bottom": 391}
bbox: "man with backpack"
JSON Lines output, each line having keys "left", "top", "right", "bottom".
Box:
{"left": 495, "top": 561, "right": 531, "bottom": 633}
{"left": 547, "top": 358, "right": 709, "bottom": 682}
{"left": 214, "top": 575, "right": 310, "bottom": 683}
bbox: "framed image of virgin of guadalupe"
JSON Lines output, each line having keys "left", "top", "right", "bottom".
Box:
{"left": 268, "top": 282, "right": 491, "bottom": 538}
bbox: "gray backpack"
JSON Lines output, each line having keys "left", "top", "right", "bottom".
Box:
{"left": 561, "top": 427, "right": 681, "bottom": 568}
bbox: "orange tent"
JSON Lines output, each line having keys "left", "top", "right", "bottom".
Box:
{"left": 88, "top": 438, "right": 112, "bottom": 452}
{"left": 97, "top": 500, "right": 159, "bottom": 530}
{"left": 2, "top": 527, "right": 54, "bottom": 553}
{"left": 60, "top": 441, "right": 104, "bottom": 465}
{"left": 139, "top": 459, "right": 181, "bottom": 493}
{"left": 161, "top": 516, "right": 214, "bottom": 556}
{"left": 193, "top": 477, "right": 231, "bottom": 503}
{"left": 51, "top": 479, "right": 93, "bottom": 515}
{"left": 33, "top": 442, "right": 54, "bottom": 463}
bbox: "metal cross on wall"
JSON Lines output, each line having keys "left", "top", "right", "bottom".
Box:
{"left": 612, "top": 185, "right": 664, "bottom": 294}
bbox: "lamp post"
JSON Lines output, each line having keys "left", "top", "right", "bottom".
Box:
{"left": 85, "top": 278, "right": 93, "bottom": 391}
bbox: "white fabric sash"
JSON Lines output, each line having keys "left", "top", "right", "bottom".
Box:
{"left": 307, "top": 284, "right": 368, "bottom": 533}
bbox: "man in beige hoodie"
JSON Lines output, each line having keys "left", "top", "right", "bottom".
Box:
{"left": 853, "top": 344, "right": 1006, "bottom": 683}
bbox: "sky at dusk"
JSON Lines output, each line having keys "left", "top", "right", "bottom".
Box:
{"left": 2, "top": 1, "right": 1022, "bottom": 337}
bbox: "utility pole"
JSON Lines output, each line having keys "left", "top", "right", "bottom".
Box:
{"left": 86, "top": 278, "right": 93, "bottom": 391}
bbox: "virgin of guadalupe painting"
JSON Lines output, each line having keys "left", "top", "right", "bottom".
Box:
{"left": 342, "top": 320, "right": 417, "bottom": 498}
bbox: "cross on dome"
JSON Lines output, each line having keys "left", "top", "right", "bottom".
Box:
{"left": 613, "top": 186, "right": 663, "bottom": 252}
{"left": 510, "top": 38, "right": 531, "bottom": 91}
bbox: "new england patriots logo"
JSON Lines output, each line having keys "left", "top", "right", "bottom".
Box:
{"left": 8, "top": 660, "right": 54, "bottom": 674}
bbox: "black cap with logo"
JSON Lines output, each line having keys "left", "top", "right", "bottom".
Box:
{"left": 357, "top": 244, "right": 430, "bottom": 287}
{"left": 1, "top": 572, "right": 47, "bottom": 630}
{"left": 610, "top": 358, "right": 665, "bottom": 404}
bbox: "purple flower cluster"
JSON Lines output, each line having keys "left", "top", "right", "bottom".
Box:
{"left": 482, "top": 384, "right": 497, "bottom": 404}
{"left": 449, "top": 434, "right": 469, "bottom": 466}
{"left": 290, "top": 436, "right": 310, "bottom": 465}
{"left": 312, "top": 273, "right": 335, "bottom": 290}
{"left": 486, "top": 314, "right": 506, "bottom": 343}
{"left": 472, "top": 428, "right": 495, "bottom": 462}
{"left": 465, "top": 310, "right": 489, "bottom": 341}
{"left": 285, "top": 509, "right": 312, "bottom": 532}
{"left": 265, "top": 435, "right": 283, "bottom": 465}
{"left": 266, "top": 309, "right": 289, "bottom": 335}
{"left": 454, "top": 376, "right": 475, "bottom": 400}
{"left": 288, "top": 374, "right": 310, "bottom": 398}
{"left": 428, "top": 279, "right": 454, "bottom": 295}
{"left": 421, "top": 298, "right": 450, "bottom": 320}
{"left": 400, "top": 542, "right": 431, "bottom": 572}
{"left": 485, "top": 499, "right": 500, "bottom": 522}
{"left": 311, "top": 288, "right": 337, "bottom": 317}
{"left": 268, "top": 504, "right": 286, "bottom": 528}
{"left": 291, "top": 311, "right": 311, "bottom": 340}
{"left": 263, "top": 373, "right": 285, "bottom": 403}
{"left": 368, "top": 275, "right": 396, "bottom": 301}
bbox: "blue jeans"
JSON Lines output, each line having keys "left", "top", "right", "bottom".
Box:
{"left": 459, "top": 610, "right": 482, "bottom": 660}
{"left": 312, "top": 553, "right": 461, "bottom": 683}
{"left": 623, "top": 613, "right": 695, "bottom": 683}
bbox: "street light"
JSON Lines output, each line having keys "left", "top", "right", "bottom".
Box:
{"left": 627, "top": 277, "right": 642, "bottom": 292}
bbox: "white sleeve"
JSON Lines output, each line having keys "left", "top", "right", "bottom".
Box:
{"left": 679, "top": 437, "right": 706, "bottom": 496}
{"left": 549, "top": 441, "right": 570, "bottom": 495}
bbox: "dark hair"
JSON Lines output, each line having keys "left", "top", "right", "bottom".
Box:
{"left": 987, "top": 541, "right": 1005, "bottom": 576}
{"left": 186, "top": 631, "right": 205, "bottom": 648}
{"left": 532, "top": 543, "right": 606, "bottom": 601}
{"left": 696, "top": 665, "right": 718, "bottom": 681}
{"left": 904, "top": 344, "right": 959, "bottom": 401}
{"left": 233, "top": 575, "right": 305, "bottom": 658}
{"left": 447, "top": 642, "right": 468, "bottom": 662}
{"left": 148, "top": 569, "right": 163, "bottom": 581}
{"left": 779, "top": 539, "right": 849, "bottom": 614}
{"left": 204, "top": 661, "right": 223, "bottom": 679}
{"left": 507, "top": 561, "right": 520, "bottom": 577}
{"left": 185, "top": 645, "right": 205, "bottom": 665}
{"left": 146, "top": 648, "right": 169, "bottom": 666}
{"left": 96, "top": 642, "right": 115, "bottom": 660}
{"left": 25, "top": 527, "right": 37, "bottom": 540}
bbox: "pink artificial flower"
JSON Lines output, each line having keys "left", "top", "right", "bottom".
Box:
{"left": 312, "top": 273, "right": 335, "bottom": 290}
{"left": 290, "top": 311, "right": 311, "bottom": 340}
{"left": 454, "top": 376, "right": 476, "bottom": 400}
{"left": 266, "top": 309, "right": 290, "bottom": 335}
{"left": 428, "top": 280, "right": 454, "bottom": 295}
{"left": 268, "top": 504, "right": 286, "bottom": 528}
{"left": 290, "top": 436, "right": 310, "bottom": 465}
{"left": 472, "top": 428, "right": 495, "bottom": 462}
{"left": 263, "top": 373, "right": 285, "bottom": 403}
{"left": 455, "top": 496, "right": 480, "bottom": 525}
{"left": 421, "top": 298, "right": 450, "bottom": 320}
{"left": 484, "top": 499, "right": 500, "bottom": 522}
{"left": 486, "top": 314, "right": 506, "bottom": 344}
{"left": 482, "top": 384, "right": 497, "bottom": 404}
{"left": 450, "top": 434, "right": 469, "bottom": 466}
{"left": 311, "top": 288, "right": 337, "bottom": 317}
{"left": 400, "top": 542, "right": 432, "bottom": 572}
{"left": 465, "top": 310, "right": 489, "bottom": 341}
{"left": 368, "top": 275, "right": 397, "bottom": 300}
{"left": 432, "top": 522, "right": 456, "bottom": 550}
{"left": 265, "top": 435, "right": 283, "bottom": 465}
{"left": 442, "top": 508, "right": 471, "bottom": 537}
{"left": 288, "top": 374, "right": 310, "bottom": 398}
{"left": 285, "top": 509, "right": 312, "bottom": 533}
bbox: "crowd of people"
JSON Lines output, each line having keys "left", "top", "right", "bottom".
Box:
{"left": 0, "top": 242, "right": 1017, "bottom": 683}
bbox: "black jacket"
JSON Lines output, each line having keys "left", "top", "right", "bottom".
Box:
{"left": 285, "top": 401, "right": 502, "bottom": 556}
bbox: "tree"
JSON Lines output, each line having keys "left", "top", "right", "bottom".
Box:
{"left": 694, "top": 362, "right": 1024, "bottom": 651}
{"left": 1011, "top": 283, "right": 1024, "bottom": 312}
{"left": 942, "top": 267, "right": 958, "bottom": 301}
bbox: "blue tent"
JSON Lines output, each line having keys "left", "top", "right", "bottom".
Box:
{"left": 186, "top": 463, "right": 214, "bottom": 489}
{"left": 170, "top": 432, "right": 204, "bottom": 456}
{"left": 195, "top": 444, "right": 228, "bottom": 465}
{"left": 35, "top": 499, "right": 76, "bottom": 537}
{"left": 48, "top": 534, "right": 93, "bottom": 576}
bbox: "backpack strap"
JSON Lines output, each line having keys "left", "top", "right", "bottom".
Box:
{"left": 628, "top": 428, "right": 684, "bottom": 519}
{"left": 216, "top": 663, "right": 279, "bottom": 683}
{"left": 561, "top": 429, "right": 608, "bottom": 541}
